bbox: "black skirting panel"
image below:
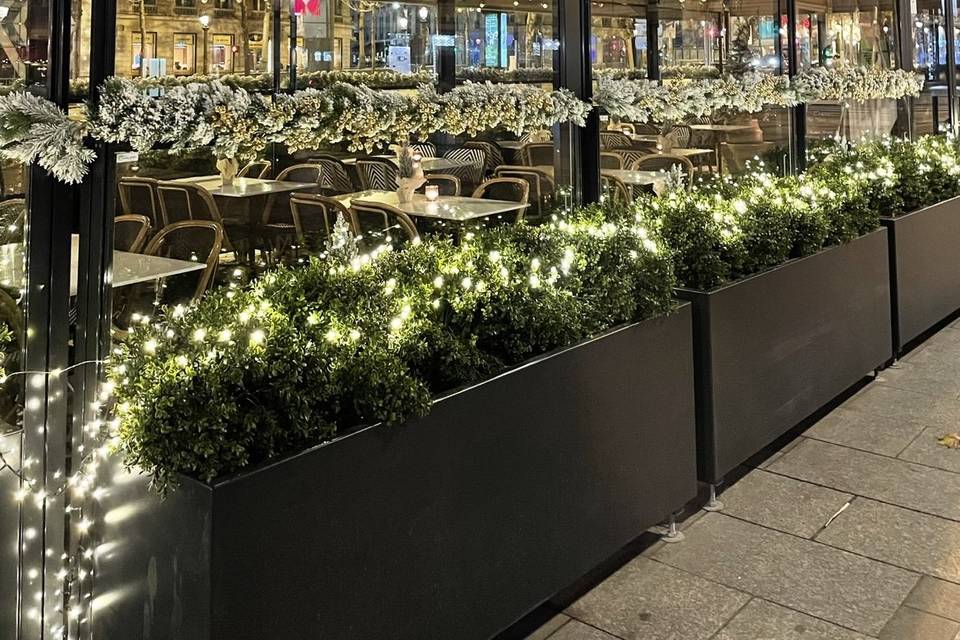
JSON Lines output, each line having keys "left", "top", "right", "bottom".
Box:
{"left": 881, "top": 197, "right": 960, "bottom": 353}
{"left": 677, "top": 229, "right": 893, "bottom": 484}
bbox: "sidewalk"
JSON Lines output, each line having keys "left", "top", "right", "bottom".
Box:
{"left": 526, "top": 320, "right": 960, "bottom": 640}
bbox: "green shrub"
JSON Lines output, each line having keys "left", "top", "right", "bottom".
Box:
{"left": 111, "top": 208, "right": 675, "bottom": 492}
{"left": 808, "top": 135, "right": 960, "bottom": 216}
{"left": 637, "top": 166, "right": 880, "bottom": 290}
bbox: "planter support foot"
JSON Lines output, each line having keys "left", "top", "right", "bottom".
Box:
{"left": 703, "top": 484, "right": 724, "bottom": 512}
{"left": 661, "top": 513, "right": 685, "bottom": 544}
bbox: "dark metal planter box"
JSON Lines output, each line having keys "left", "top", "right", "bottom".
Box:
{"left": 880, "top": 196, "right": 960, "bottom": 353}
{"left": 676, "top": 230, "right": 892, "bottom": 485}
{"left": 93, "top": 305, "right": 696, "bottom": 640}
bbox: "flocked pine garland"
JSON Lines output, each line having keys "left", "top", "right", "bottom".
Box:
{"left": 594, "top": 66, "right": 925, "bottom": 123}
{"left": 0, "top": 78, "right": 590, "bottom": 184}
{"left": 0, "top": 65, "right": 927, "bottom": 184}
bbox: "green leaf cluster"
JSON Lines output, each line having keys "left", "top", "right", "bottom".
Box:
{"left": 634, "top": 159, "right": 883, "bottom": 290}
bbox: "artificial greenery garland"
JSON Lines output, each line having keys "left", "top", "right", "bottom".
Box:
{"left": 595, "top": 66, "right": 924, "bottom": 124}
{"left": 0, "top": 66, "right": 928, "bottom": 184}
{"left": 0, "top": 78, "right": 590, "bottom": 184}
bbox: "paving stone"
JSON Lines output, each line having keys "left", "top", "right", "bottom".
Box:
{"left": 525, "top": 615, "right": 571, "bottom": 640}
{"left": 877, "top": 606, "right": 960, "bottom": 640}
{"left": 804, "top": 407, "right": 928, "bottom": 457}
{"left": 714, "top": 599, "right": 871, "bottom": 640}
{"left": 904, "top": 577, "right": 960, "bottom": 623}
{"left": 874, "top": 362, "right": 960, "bottom": 399}
{"left": 720, "top": 470, "right": 852, "bottom": 538}
{"left": 653, "top": 513, "right": 918, "bottom": 636}
{"left": 903, "top": 337, "right": 960, "bottom": 375}
{"left": 842, "top": 385, "right": 960, "bottom": 430}
{"left": 566, "top": 557, "right": 748, "bottom": 640}
{"left": 759, "top": 437, "right": 804, "bottom": 469}
{"left": 816, "top": 499, "right": 960, "bottom": 583}
{"left": 898, "top": 427, "right": 960, "bottom": 474}
{"left": 768, "top": 438, "right": 960, "bottom": 521}
{"left": 547, "top": 620, "right": 620, "bottom": 640}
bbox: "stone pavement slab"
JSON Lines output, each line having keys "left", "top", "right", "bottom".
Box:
{"left": 714, "top": 599, "right": 871, "bottom": 640}
{"left": 877, "top": 606, "right": 960, "bottom": 640}
{"left": 720, "top": 470, "right": 852, "bottom": 538}
{"left": 524, "top": 615, "right": 572, "bottom": 640}
{"left": 767, "top": 438, "right": 960, "bottom": 521}
{"left": 652, "top": 513, "right": 918, "bottom": 636}
{"left": 903, "top": 577, "right": 960, "bottom": 623}
{"left": 898, "top": 426, "right": 960, "bottom": 474}
{"left": 841, "top": 385, "right": 960, "bottom": 431}
{"left": 873, "top": 361, "right": 960, "bottom": 399}
{"left": 815, "top": 499, "right": 960, "bottom": 583}
{"left": 566, "top": 557, "right": 749, "bottom": 640}
{"left": 803, "top": 406, "right": 928, "bottom": 457}
{"left": 548, "top": 620, "right": 621, "bottom": 640}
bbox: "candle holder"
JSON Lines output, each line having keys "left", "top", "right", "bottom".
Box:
{"left": 425, "top": 185, "right": 440, "bottom": 202}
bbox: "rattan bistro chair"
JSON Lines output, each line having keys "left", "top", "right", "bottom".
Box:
{"left": 630, "top": 154, "right": 695, "bottom": 187}
{"left": 349, "top": 199, "right": 420, "bottom": 247}
{"left": 114, "top": 214, "right": 152, "bottom": 253}
{"left": 118, "top": 176, "right": 162, "bottom": 228}
{"left": 600, "top": 152, "right": 624, "bottom": 169}
{"left": 473, "top": 177, "right": 529, "bottom": 203}
{"left": 156, "top": 180, "right": 236, "bottom": 252}
{"left": 601, "top": 174, "right": 632, "bottom": 205}
{"left": 521, "top": 142, "right": 554, "bottom": 167}
{"left": 357, "top": 158, "right": 400, "bottom": 191}
{"left": 310, "top": 154, "right": 357, "bottom": 194}
{"left": 419, "top": 174, "right": 461, "bottom": 196}
{"left": 410, "top": 142, "right": 437, "bottom": 158}
{"left": 260, "top": 164, "right": 324, "bottom": 261}
{"left": 239, "top": 159, "right": 272, "bottom": 179}
{"left": 472, "top": 177, "right": 529, "bottom": 224}
{"left": 288, "top": 192, "right": 355, "bottom": 253}
{"left": 142, "top": 220, "right": 224, "bottom": 306}
{"left": 494, "top": 165, "right": 554, "bottom": 219}
{"left": 442, "top": 147, "right": 486, "bottom": 193}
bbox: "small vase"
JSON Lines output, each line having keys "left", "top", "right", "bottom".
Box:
{"left": 656, "top": 135, "right": 674, "bottom": 154}
{"left": 396, "top": 177, "right": 426, "bottom": 204}
{"left": 217, "top": 158, "right": 239, "bottom": 186}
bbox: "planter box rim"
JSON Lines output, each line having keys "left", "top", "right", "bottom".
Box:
{"left": 192, "top": 303, "right": 691, "bottom": 490}
{"left": 879, "top": 194, "right": 960, "bottom": 222}
{"left": 676, "top": 228, "right": 885, "bottom": 295}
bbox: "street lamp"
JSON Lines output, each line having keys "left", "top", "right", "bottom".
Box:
{"left": 199, "top": 14, "right": 211, "bottom": 75}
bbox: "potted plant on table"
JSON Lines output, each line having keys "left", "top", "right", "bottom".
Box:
{"left": 395, "top": 142, "right": 425, "bottom": 203}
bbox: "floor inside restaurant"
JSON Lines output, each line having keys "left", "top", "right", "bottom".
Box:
{"left": 522, "top": 319, "right": 960, "bottom": 640}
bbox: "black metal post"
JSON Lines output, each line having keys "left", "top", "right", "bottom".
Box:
{"left": 557, "top": 0, "right": 599, "bottom": 204}
{"left": 945, "top": 0, "right": 957, "bottom": 133}
{"left": 893, "top": 0, "right": 915, "bottom": 138}
{"left": 202, "top": 26, "right": 210, "bottom": 74}
{"left": 289, "top": 10, "right": 298, "bottom": 91}
{"left": 646, "top": 0, "right": 659, "bottom": 80}
{"left": 18, "top": 0, "right": 74, "bottom": 633}
{"left": 785, "top": 0, "right": 805, "bottom": 172}
{"left": 273, "top": 0, "right": 283, "bottom": 94}
{"left": 71, "top": 0, "right": 117, "bottom": 631}
{"left": 436, "top": 0, "right": 455, "bottom": 92}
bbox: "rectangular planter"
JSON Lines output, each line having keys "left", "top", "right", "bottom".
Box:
{"left": 677, "top": 230, "right": 892, "bottom": 484}
{"left": 881, "top": 196, "right": 960, "bottom": 353}
{"left": 92, "top": 305, "right": 697, "bottom": 640}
